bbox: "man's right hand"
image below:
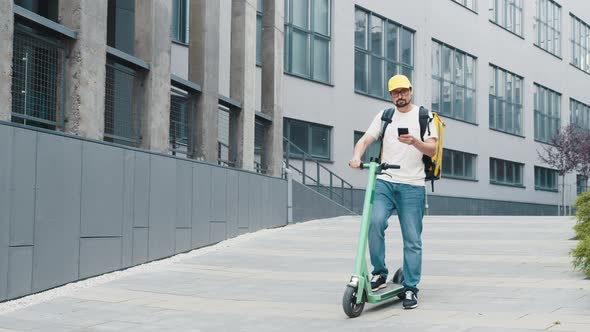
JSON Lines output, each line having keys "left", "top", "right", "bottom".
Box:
{"left": 348, "top": 158, "right": 362, "bottom": 169}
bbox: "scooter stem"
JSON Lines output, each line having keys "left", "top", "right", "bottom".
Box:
{"left": 353, "top": 162, "right": 379, "bottom": 277}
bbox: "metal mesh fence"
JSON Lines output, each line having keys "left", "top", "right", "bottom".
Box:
{"left": 104, "top": 60, "right": 143, "bottom": 147}
{"left": 217, "top": 105, "right": 233, "bottom": 167}
{"left": 169, "top": 87, "right": 190, "bottom": 157}
{"left": 11, "top": 26, "right": 65, "bottom": 130}
{"left": 254, "top": 118, "right": 268, "bottom": 174}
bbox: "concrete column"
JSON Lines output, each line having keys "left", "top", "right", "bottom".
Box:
{"left": 189, "top": 0, "right": 220, "bottom": 162}
{"left": 0, "top": 0, "right": 14, "bottom": 122}
{"left": 261, "top": 0, "right": 284, "bottom": 177}
{"left": 134, "top": 0, "right": 172, "bottom": 152}
{"left": 58, "top": 0, "right": 107, "bottom": 139}
{"left": 229, "top": 0, "right": 257, "bottom": 171}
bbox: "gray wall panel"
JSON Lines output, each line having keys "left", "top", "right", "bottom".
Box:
{"left": 237, "top": 172, "right": 250, "bottom": 229}
{"left": 79, "top": 238, "right": 122, "bottom": 279}
{"left": 121, "top": 150, "right": 135, "bottom": 268}
{"left": 211, "top": 167, "right": 227, "bottom": 222}
{"left": 9, "top": 129, "right": 36, "bottom": 246}
{"left": 226, "top": 170, "right": 239, "bottom": 238}
{"left": 7, "top": 246, "right": 32, "bottom": 299}
{"left": 292, "top": 181, "right": 354, "bottom": 223}
{"left": 175, "top": 160, "right": 193, "bottom": 229}
{"left": 134, "top": 153, "right": 150, "bottom": 228}
{"left": 80, "top": 143, "right": 125, "bottom": 237}
{"left": 192, "top": 164, "right": 211, "bottom": 247}
{"left": 175, "top": 228, "right": 191, "bottom": 254}
{"left": 210, "top": 222, "right": 227, "bottom": 244}
{"left": 32, "top": 134, "right": 82, "bottom": 292}
{"left": 132, "top": 228, "right": 148, "bottom": 265}
{"left": 248, "top": 174, "right": 259, "bottom": 231}
{"left": 0, "top": 125, "right": 12, "bottom": 300}
{"left": 0, "top": 123, "right": 289, "bottom": 302}
{"left": 148, "top": 157, "right": 176, "bottom": 260}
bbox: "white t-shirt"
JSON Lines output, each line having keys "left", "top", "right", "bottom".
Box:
{"left": 365, "top": 105, "right": 438, "bottom": 186}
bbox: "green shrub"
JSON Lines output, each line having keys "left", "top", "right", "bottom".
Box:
{"left": 571, "top": 191, "right": 590, "bottom": 277}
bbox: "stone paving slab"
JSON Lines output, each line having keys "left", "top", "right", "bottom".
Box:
{"left": 0, "top": 216, "right": 589, "bottom": 331}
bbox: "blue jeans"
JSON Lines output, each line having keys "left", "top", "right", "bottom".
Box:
{"left": 368, "top": 179, "right": 425, "bottom": 294}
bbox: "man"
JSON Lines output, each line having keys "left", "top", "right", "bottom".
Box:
{"left": 348, "top": 75, "right": 437, "bottom": 309}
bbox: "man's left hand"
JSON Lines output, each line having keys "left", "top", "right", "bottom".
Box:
{"left": 398, "top": 134, "right": 418, "bottom": 146}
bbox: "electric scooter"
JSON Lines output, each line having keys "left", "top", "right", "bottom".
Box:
{"left": 342, "top": 160, "right": 405, "bottom": 318}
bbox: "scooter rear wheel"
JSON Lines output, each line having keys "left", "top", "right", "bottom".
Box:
{"left": 342, "top": 286, "right": 365, "bottom": 318}
{"left": 392, "top": 268, "right": 405, "bottom": 299}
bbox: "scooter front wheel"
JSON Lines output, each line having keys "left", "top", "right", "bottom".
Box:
{"left": 342, "top": 286, "right": 365, "bottom": 318}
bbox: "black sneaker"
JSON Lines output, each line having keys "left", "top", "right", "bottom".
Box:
{"left": 370, "top": 275, "right": 386, "bottom": 291}
{"left": 402, "top": 290, "right": 418, "bottom": 309}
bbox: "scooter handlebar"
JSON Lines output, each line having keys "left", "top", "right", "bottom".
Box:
{"left": 380, "top": 163, "right": 400, "bottom": 170}
{"left": 360, "top": 162, "right": 400, "bottom": 170}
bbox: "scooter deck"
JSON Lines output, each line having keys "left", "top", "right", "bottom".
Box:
{"left": 367, "top": 282, "right": 404, "bottom": 303}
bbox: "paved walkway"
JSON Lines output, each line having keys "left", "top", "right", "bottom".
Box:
{"left": 0, "top": 216, "right": 588, "bottom": 331}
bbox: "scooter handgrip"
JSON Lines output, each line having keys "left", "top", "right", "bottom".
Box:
{"left": 381, "top": 163, "right": 400, "bottom": 169}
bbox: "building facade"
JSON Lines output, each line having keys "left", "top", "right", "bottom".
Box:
{"left": 2, "top": 0, "right": 590, "bottom": 214}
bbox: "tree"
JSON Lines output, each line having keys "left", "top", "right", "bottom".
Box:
{"left": 576, "top": 129, "right": 590, "bottom": 179}
{"left": 538, "top": 124, "right": 583, "bottom": 215}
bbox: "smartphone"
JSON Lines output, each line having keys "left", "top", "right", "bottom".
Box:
{"left": 397, "top": 127, "right": 409, "bottom": 136}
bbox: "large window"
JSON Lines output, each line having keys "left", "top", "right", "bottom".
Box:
{"left": 171, "top": 0, "right": 189, "bottom": 43}
{"left": 534, "top": 83, "right": 561, "bottom": 143}
{"left": 432, "top": 41, "right": 476, "bottom": 123}
{"left": 535, "top": 0, "right": 561, "bottom": 56}
{"left": 571, "top": 99, "right": 590, "bottom": 131}
{"left": 353, "top": 131, "right": 381, "bottom": 163}
{"left": 535, "top": 166, "right": 558, "bottom": 191}
{"left": 284, "top": 0, "right": 331, "bottom": 83}
{"left": 284, "top": 118, "right": 331, "bottom": 160}
{"left": 489, "top": 65, "right": 523, "bottom": 135}
{"left": 489, "top": 0, "right": 523, "bottom": 36}
{"left": 354, "top": 6, "right": 414, "bottom": 100}
{"left": 169, "top": 87, "right": 190, "bottom": 157}
{"left": 578, "top": 175, "right": 588, "bottom": 195}
{"left": 256, "top": 0, "right": 263, "bottom": 64}
{"left": 452, "top": 0, "right": 477, "bottom": 12}
{"left": 490, "top": 158, "right": 524, "bottom": 187}
{"left": 442, "top": 149, "right": 477, "bottom": 180}
{"left": 571, "top": 14, "right": 590, "bottom": 74}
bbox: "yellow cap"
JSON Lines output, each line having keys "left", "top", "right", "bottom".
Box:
{"left": 387, "top": 74, "right": 412, "bottom": 92}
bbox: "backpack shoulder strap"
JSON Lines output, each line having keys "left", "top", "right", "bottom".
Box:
{"left": 419, "top": 106, "right": 431, "bottom": 141}
{"left": 380, "top": 108, "right": 395, "bottom": 139}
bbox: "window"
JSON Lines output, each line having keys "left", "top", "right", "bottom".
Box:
{"left": 107, "top": 0, "right": 135, "bottom": 55}
{"left": 535, "top": 166, "right": 558, "bottom": 191}
{"left": 14, "top": 0, "right": 59, "bottom": 21}
{"left": 284, "top": 0, "right": 331, "bottom": 83}
{"left": 571, "top": 14, "right": 590, "bottom": 74}
{"left": 534, "top": 0, "right": 561, "bottom": 56}
{"left": 354, "top": 6, "right": 414, "bottom": 100}
{"left": 104, "top": 59, "right": 143, "bottom": 147}
{"left": 284, "top": 118, "right": 331, "bottom": 160}
{"left": 490, "top": 158, "right": 524, "bottom": 187}
{"left": 442, "top": 149, "right": 477, "bottom": 180}
{"left": 218, "top": 105, "right": 232, "bottom": 166}
{"left": 171, "top": 0, "right": 189, "bottom": 44}
{"left": 452, "top": 0, "right": 477, "bottom": 12}
{"left": 169, "top": 87, "right": 190, "bottom": 157}
{"left": 353, "top": 131, "right": 381, "bottom": 163}
{"left": 432, "top": 41, "right": 476, "bottom": 123}
{"left": 534, "top": 83, "right": 561, "bottom": 143}
{"left": 489, "top": 65, "right": 523, "bottom": 135}
{"left": 571, "top": 99, "right": 590, "bottom": 131}
{"left": 578, "top": 175, "right": 588, "bottom": 195}
{"left": 489, "top": 0, "right": 523, "bottom": 36}
{"left": 11, "top": 25, "right": 65, "bottom": 130}
{"left": 256, "top": 0, "right": 263, "bottom": 64}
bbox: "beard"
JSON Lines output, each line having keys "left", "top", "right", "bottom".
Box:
{"left": 395, "top": 98, "right": 409, "bottom": 108}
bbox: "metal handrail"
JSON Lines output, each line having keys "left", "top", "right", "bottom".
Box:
{"left": 283, "top": 137, "right": 355, "bottom": 211}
